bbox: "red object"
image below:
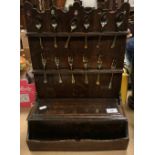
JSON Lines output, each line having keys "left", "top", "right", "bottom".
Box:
{"left": 20, "top": 79, "right": 36, "bottom": 107}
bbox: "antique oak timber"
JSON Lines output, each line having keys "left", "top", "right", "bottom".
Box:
{"left": 23, "top": 0, "right": 130, "bottom": 151}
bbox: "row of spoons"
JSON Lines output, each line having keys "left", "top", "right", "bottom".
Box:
{"left": 36, "top": 11, "right": 123, "bottom": 49}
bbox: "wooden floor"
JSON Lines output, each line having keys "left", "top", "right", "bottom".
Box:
{"left": 20, "top": 103, "right": 134, "bottom": 155}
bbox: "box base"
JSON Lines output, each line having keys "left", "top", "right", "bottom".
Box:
{"left": 27, "top": 98, "right": 129, "bottom": 151}
{"left": 27, "top": 138, "right": 129, "bottom": 151}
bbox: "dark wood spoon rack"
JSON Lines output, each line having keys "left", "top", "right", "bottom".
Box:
{"left": 24, "top": 0, "right": 130, "bottom": 151}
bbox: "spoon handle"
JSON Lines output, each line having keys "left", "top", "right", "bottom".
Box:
{"left": 43, "top": 71, "right": 47, "bottom": 83}
{"left": 54, "top": 36, "right": 58, "bottom": 48}
{"left": 65, "top": 35, "right": 71, "bottom": 48}
{"left": 39, "top": 37, "right": 43, "bottom": 49}
{"left": 84, "top": 72, "right": 88, "bottom": 84}
{"left": 96, "top": 35, "right": 102, "bottom": 48}
{"left": 108, "top": 73, "right": 114, "bottom": 89}
{"left": 84, "top": 35, "right": 88, "bottom": 49}
{"left": 58, "top": 71, "right": 63, "bottom": 84}
{"left": 96, "top": 72, "right": 100, "bottom": 85}
{"left": 71, "top": 73, "right": 75, "bottom": 84}
{"left": 111, "top": 35, "right": 117, "bottom": 48}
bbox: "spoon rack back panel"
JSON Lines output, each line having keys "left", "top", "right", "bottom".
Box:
{"left": 24, "top": 0, "right": 130, "bottom": 98}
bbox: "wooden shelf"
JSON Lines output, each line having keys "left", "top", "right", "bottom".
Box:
{"left": 33, "top": 69, "right": 123, "bottom": 75}
{"left": 27, "top": 31, "right": 128, "bottom": 37}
